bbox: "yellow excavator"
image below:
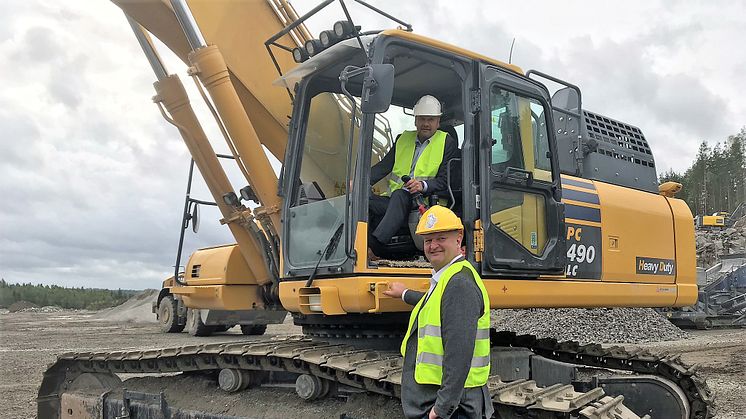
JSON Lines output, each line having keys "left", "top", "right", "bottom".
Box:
{"left": 696, "top": 212, "right": 727, "bottom": 229}
{"left": 38, "top": 1, "right": 713, "bottom": 418}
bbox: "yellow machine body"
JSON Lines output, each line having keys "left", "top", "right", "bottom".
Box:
{"left": 167, "top": 245, "right": 266, "bottom": 311}
{"left": 700, "top": 214, "right": 726, "bottom": 228}
{"left": 277, "top": 174, "right": 697, "bottom": 314}
{"left": 118, "top": 1, "right": 697, "bottom": 321}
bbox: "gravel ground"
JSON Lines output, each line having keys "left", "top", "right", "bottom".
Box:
{"left": 1, "top": 310, "right": 743, "bottom": 418}
{"left": 492, "top": 308, "right": 689, "bottom": 344}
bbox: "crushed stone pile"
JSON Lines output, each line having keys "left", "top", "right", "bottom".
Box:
{"left": 18, "top": 305, "right": 64, "bottom": 313}
{"left": 8, "top": 300, "right": 39, "bottom": 312}
{"left": 697, "top": 219, "right": 746, "bottom": 268}
{"left": 377, "top": 258, "right": 432, "bottom": 268}
{"left": 492, "top": 308, "right": 688, "bottom": 344}
{"left": 94, "top": 289, "right": 158, "bottom": 323}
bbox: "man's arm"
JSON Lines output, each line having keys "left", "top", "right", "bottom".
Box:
{"left": 423, "top": 134, "right": 459, "bottom": 196}
{"left": 402, "top": 289, "right": 425, "bottom": 306}
{"left": 383, "top": 282, "right": 424, "bottom": 306}
{"left": 370, "top": 137, "right": 398, "bottom": 186}
{"left": 433, "top": 268, "right": 484, "bottom": 418}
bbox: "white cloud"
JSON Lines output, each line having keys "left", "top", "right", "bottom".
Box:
{"left": 1, "top": 0, "right": 744, "bottom": 289}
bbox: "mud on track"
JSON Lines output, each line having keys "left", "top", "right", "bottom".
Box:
{"left": 1, "top": 310, "right": 744, "bottom": 418}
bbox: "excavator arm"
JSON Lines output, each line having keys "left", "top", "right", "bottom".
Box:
{"left": 114, "top": 0, "right": 312, "bottom": 295}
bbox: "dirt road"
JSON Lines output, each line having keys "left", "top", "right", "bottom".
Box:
{"left": 1, "top": 310, "right": 743, "bottom": 418}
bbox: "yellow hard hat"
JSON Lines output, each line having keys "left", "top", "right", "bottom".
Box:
{"left": 415, "top": 205, "right": 464, "bottom": 235}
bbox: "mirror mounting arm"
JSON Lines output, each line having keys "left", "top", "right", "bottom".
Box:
{"left": 339, "top": 65, "right": 370, "bottom": 98}
{"left": 339, "top": 64, "right": 395, "bottom": 114}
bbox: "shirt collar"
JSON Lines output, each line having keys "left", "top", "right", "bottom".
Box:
{"left": 416, "top": 132, "right": 435, "bottom": 145}
{"left": 431, "top": 255, "right": 464, "bottom": 286}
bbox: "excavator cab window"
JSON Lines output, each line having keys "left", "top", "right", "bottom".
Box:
{"left": 285, "top": 86, "right": 361, "bottom": 268}
{"left": 479, "top": 66, "right": 565, "bottom": 276}
{"left": 488, "top": 88, "right": 547, "bottom": 254}
{"left": 362, "top": 44, "right": 468, "bottom": 261}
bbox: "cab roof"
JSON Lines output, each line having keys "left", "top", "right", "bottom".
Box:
{"left": 380, "top": 29, "right": 524, "bottom": 75}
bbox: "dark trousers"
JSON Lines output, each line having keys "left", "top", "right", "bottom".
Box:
{"left": 369, "top": 189, "right": 413, "bottom": 246}
{"left": 421, "top": 407, "right": 485, "bottom": 419}
{"left": 421, "top": 408, "right": 480, "bottom": 419}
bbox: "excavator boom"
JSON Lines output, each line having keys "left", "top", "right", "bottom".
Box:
{"left": 115, "top": 0, "right": 301, "bottom": 160}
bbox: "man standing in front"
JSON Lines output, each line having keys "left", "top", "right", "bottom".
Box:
{"left": 384, "top": 206, "right": 493, "bottom": 419}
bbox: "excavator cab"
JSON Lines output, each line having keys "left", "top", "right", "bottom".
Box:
{"left": 280, "top": 30, "right": 566, "bottom": 278}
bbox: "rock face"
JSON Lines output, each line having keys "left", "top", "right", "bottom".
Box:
{"left": 696, "top": 217, "right": 746, "bottom": 268}
{"left": 492, "top": 308, "right": 689, "bottom": 344}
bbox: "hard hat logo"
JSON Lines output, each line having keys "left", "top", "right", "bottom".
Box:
{"left": 426, "top": 213, "right": 437, "bottom": 229}
{"left": 413, "top": 95, "right": 442, "bottom": 117}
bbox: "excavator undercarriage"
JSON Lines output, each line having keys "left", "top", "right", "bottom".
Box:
{"left": 39, "top": 331, "right": 713, "bottom": 419}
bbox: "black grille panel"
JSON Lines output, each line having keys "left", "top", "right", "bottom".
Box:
{"left": 584, "top": 110, "right": 654, "bottom": 168}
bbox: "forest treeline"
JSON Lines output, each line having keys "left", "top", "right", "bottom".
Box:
{"left": 0, "top": 279, "right": 138, "bottom": 310}
{"left": 659, "top": 128, "right": 745, "bottom": 216}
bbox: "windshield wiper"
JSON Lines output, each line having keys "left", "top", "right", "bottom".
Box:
{"left": 305, "top": 222, "right": 345, "bottom": 287}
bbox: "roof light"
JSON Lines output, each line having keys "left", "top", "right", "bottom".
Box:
{"left": 319, "top": 30, "right": 338, "bottom": 48}
{"left": 333, "top": 20, "right": 354, "bottom": 38}
{"left": 304, "top": 39, "right": 324, "bottom": 56}
{"left": 222, "top": 192, "right": 239, "bottom": 207}
{"left": 292, "top": 47, "right": 308, "bottom": 63}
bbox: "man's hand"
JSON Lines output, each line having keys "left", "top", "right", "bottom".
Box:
{"left": 383, "top": 282, "right": 407, "bottom": 299}
{"left": 428, "top": 407, "right": 439, "bottom": 419}
{"left": 404, "top": 178, "right": 424, "bottom": 194}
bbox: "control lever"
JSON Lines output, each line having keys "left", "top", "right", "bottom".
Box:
{"left": 401, "top": 175, "right": 427, "bottom": 215}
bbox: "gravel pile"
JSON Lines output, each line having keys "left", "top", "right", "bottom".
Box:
{"left": 94, "top": 289, "right": 158, "bottom": 323}
{"left": 697, "top": 222, "right": 746, "bottom": 268}
{"left": 19, "top": 305, "right": 65, "bottom": 313}
{"left": 492, "top": 308, "right": 689, "bottom": 344}
{"left": 7, "top": 300, "right": 39, "bottom": 312}
{"left": 377, "top": 258, "right": 431, "bottom": 268}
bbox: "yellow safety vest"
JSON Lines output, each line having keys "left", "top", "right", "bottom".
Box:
{"left": 400, "top": 260, "right": 491, "bottom": 387}
{"left": 386, "top": 130, "right": 447, "bottom": 195}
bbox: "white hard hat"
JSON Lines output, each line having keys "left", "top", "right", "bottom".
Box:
{"left": 413, "top": 95, "right": 442, "bottom": 117}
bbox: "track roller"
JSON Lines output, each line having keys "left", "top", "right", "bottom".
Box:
{"left": 218, "top": 369, "right": 255, "bottom": 392}
{"left": 295, "top": 374, "right": 330, "bottom": 401}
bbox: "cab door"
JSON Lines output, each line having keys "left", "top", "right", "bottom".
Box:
{"left": 478, "top": 65, "right": 565, "bottom": 276}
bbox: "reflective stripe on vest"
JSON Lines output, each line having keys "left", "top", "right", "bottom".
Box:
{"left": 400, "top": 260, "right": 491, "bottom": 387}
{"left": 385, "top": 130, "right": 447, "bottom": 195}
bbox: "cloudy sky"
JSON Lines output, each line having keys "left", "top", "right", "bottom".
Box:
{"left": 1, "top": 0, "right": 744, "bottom": 290}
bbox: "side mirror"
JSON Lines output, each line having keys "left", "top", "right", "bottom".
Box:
{"left": 187, "top": 202, "right": 200, "bottom": 233}
{"left": 361, "top": 64, "right": 394, "bottom": 114}
{"left": 191, "top": 203, "right": 200, "bottom": 233}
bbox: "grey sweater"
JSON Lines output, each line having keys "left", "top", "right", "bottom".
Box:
{"left": 400, "top": 262, "right": 494, "bottom": 419}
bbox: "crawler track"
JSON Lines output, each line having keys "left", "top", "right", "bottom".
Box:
{"left": 38, "top": 332, "right": 714, "bottom": 419}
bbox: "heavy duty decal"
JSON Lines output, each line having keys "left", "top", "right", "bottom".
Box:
{"left": 636, "top": 257, "right": 676, "bottom": 276}
{"left": 564, "top": 223, "right": 602, "bottom": 279}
